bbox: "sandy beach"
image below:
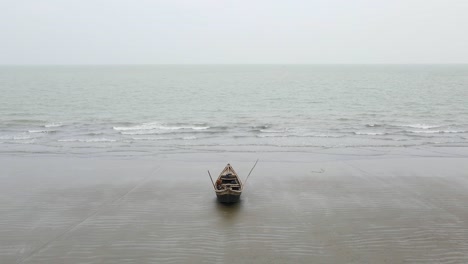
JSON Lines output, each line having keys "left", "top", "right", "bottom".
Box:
{"left": 1, "top": 149, "right": 468, "bottom": 264}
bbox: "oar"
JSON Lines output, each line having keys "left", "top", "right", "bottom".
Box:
{"left": 243, "top": 159, "right": 259, "bottom": 187}
{"left": 207, "top": 170, "right": 216, "bottom": 190}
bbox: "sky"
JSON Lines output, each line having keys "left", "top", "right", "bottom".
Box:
{"left": 1, "top": 0, "right": 467, "bottom": 64}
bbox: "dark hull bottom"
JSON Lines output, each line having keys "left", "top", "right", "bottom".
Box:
{"left": 216, "top": 194, "right": 241, "bottom": 203}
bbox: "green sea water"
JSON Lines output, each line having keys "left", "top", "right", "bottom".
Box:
{"left": 1, "top": 65, "right": 467, "bottom": 156}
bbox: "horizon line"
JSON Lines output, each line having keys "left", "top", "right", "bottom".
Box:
{"left": 1, "top": 63, "right": 468, "bottom": 66}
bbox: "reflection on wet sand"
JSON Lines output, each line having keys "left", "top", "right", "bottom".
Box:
{"left": 214, "top": 199, "right": 243, "bottom": 222}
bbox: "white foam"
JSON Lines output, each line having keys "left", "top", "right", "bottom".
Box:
{"left": 409, "top": 130, "right": 440, "bottom": 134}
{"left": 58, "top": 138, "right": 116, "bottom": 142}
{"left": 354, "top": 132, "right": 386, "bottom": 136}
{"left": 443, "top": 130, "right": 466, "bottom": 133}
{"left": 290, "top": 133, "right": 344, "bottom": 138}
{"left": 131, "top": 137, "right": 171, "bottom": 141}
{"left": 121, "top": 130, "right": 160, "bottom": 135}
{"left": 44, "top": 123, "right": 62, "bottom": 128}
{"left": 183, "top": 136, "right": 197, "bottom": 140}
{"left": 257, "top": 134, "right": 287, "bottom": 138}
{"left": 113, "top": 123, "right": 160, "bottom": 131}
{"left": 410, "top": 130, "right": 465, "bottom": 134}
{"left": 13, "top": 135, "right": 32, "bottom": 140}
{"left": 114, "top": 122, "right": 209, "bottom": 131}
{"left": 405, "top": 124, "right": 441, "bottom": 129}
{"left": 159, "top": 126, "right": 186, "bottom": 130}
{"left": 0, "top": 134, "right": 35, "bottom": 142}
{"left": 159, "top": 126, "right": 209, "bottom": 130}
{"left": 310, "top": 134, "right": 340, "bottom": 138}
{"left": 192, "top": 126, "right": 210, "bottom": 130}
{"left": 28, "top": 130, "right": 54, "bottom": 133}
{"left": 260, "top": 129, "right": 284, "bottom": 133}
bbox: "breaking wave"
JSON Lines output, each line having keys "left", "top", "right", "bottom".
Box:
{"left": 403, "top": 124, "right": 442, "bottom": 129}
{"left": 130, "top": 137, "right": 172, "bottom": 141}
{"left": 5, "top": 135, "right": 33, "bottom": 140}
{"left": 58, "top": 138, "right": 116, "bottom": 142}
{"left": 259, "top": 129, "right": 285, "bottom": 133}
{"left": 409, "top": 130, "right": 466, "bottom": 134}
{"left": 28, "top": 130, "right": 56, "bottom": 134}
{"left": 113, "top": 122, "right": 210, "bottom": 131}
{"left": 44, "top": 123, "right": 63, "bottom": 128}
{"left": 365, "top": 124, "right": 383, "bottom": 128}
{"left": 354, "top": 132, "right": 387, "bottom": 136}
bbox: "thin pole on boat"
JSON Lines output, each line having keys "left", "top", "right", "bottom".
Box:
{"left": 207, "top": 170, "right": 216, "bottom": 190}
{"left": 244, "top": 159, "right": 259, "bottom": 186}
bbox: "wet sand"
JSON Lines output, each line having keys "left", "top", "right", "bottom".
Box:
{"left": 1, "top": 151, "right": 468, "bottom": 263}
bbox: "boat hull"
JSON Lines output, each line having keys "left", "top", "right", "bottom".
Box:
{"left": 216, "top": 191, "right": 241, "bottom": 203}
{"left": 216, "top": 194, "right": 241, "bottom": 203}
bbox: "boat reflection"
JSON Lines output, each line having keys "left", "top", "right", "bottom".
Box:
{"left": 213, "top": 198, "right": 243, "bottom": 222}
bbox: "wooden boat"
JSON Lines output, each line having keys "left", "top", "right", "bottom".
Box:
{"left": 214, "top": 163, "right": 243, "bottom": 203}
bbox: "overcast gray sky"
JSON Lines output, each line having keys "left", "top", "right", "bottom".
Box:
{"left": 1, "top": 0, "right": 467, "bottom": 64}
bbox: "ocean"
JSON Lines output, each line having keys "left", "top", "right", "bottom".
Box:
{"left": 1, "top": 65, "right": 467, "bottom": 157}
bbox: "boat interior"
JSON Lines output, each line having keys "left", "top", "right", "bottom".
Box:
{"left": 217, "top": 173, "right": 241, "bottom": 190}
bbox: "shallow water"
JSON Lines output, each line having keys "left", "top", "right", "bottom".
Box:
{"left": 1, "top": 65, "right": 468, "bottom": 156}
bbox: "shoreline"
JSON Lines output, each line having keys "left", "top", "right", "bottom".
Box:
{"left": 1, "top": 145, "right": 467, "bottom": 160}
